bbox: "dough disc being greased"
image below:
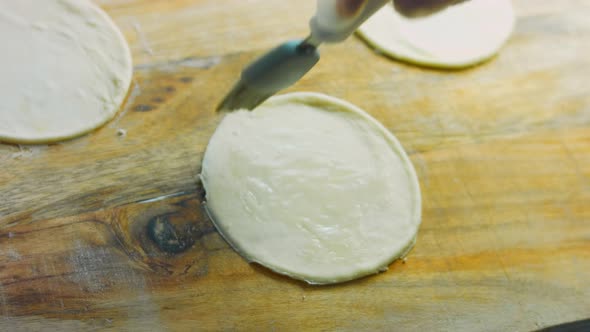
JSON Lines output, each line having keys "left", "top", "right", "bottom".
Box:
{"left": 201, "top": 92, "right": 422, "bottom": 284}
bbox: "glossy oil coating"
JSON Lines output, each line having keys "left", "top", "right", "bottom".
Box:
{"left": 201, "top": 92, "right": 421, "bottom": 284}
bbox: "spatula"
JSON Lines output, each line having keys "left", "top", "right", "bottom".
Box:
{"left": 217, "top": 0, "right": 390, "bottom": 112}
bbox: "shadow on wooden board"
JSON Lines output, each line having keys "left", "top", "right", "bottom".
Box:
{"left": 536, "top": 319, "right": 590, "bottom": 332}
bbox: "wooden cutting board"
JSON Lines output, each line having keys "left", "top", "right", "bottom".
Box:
{"left": 1, "top": 0, "right": 589, "bottom": 330}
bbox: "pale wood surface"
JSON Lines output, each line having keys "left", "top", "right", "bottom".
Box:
{"left": 1, "top": 0, "right": 589, "bottom": 331}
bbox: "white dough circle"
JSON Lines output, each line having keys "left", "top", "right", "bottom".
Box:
{"left": 201, "top": 92, "right": 422, "bottom": 284}
{"left": 0, "top": 0, "right": 133, "bottom": 143}
{"left": 357, "top": 0, "right": 515, "bottom": 68}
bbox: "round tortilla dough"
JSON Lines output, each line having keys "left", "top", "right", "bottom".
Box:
{"left": 0, "top": 0, "right": 133, "bottom": 144}
{"left": 357, "top": 0, "right": 515, "bottom": 68}
{"left": 201, "top": 92, "right": 422, "bottom": 284}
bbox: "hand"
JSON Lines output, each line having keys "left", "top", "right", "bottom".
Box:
{"left": 393, "top": 0, "right": 468, "bottom": 17}
{"left": 336, "top": 0, "right": 468, "bottom": 19}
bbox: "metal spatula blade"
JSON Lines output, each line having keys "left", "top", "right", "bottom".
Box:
{"left": 216, "top": 38, "right": 320, "bottom": 112}
{"left": 216, "top": 0, "right": 391, "bottom": 112}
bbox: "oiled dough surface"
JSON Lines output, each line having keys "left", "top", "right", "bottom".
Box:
{"left": 201, "top": 93, "right": 421, "bottom": 284}
{"left": 0, "top": 0, "right": 132, "bottom": 143}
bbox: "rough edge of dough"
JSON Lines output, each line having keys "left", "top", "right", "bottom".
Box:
{"left": 355, "top": 1, "right": 516, "bottom": 69}
{"left": 0, "top": 1, "right": 134, "bottom": 145}
{"left": 201, "top": 92, "right": 423, "bottom": 285}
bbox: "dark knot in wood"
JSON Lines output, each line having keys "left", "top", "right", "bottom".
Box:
{"left": 147, "top": 214, "right": 196, "bottom": 254}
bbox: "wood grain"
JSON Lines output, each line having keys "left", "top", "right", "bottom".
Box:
{"left": 1, "top": 0, "right": 589, "bottom": 331}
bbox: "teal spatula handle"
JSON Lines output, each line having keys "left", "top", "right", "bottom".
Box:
{"left": 310, "top": 0, "right": 390, "bottom": 43}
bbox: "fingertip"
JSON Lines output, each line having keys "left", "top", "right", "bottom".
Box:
{"left": 393, "top": 0, "right": 464, "bottom": 18}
